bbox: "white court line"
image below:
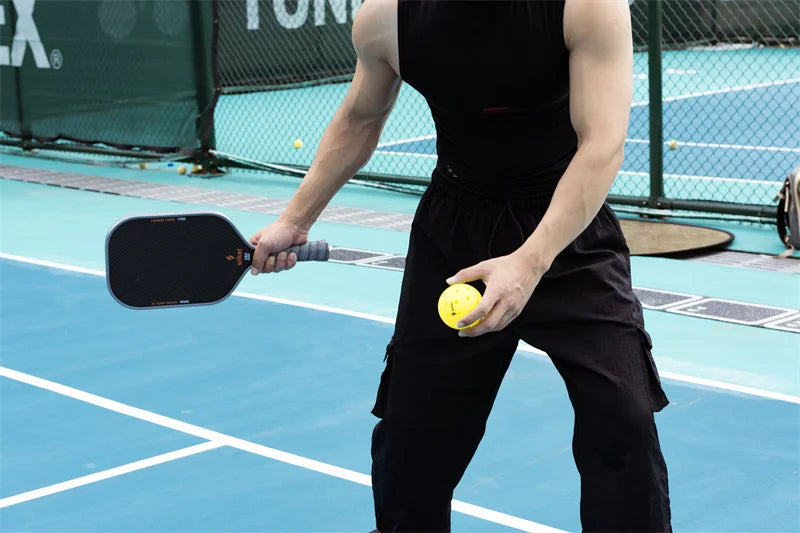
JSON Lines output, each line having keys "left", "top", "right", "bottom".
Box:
{"left": 0, "top": 441, "right": 223, "bottom": 509}
{"left": 0, "top": 253, "right": 106, "bottom": 276}
{"left": 374, "top": 149, "right": 438, "bottom": 159}
{"left": 656, "top": 372, "right": 800, "bottom": 405}
{"left": 376, "top": 78, "right": 800, "bottom": 154}
{"left": 631, "top": 77, "right": 800, "bottom": 107}
{"left": 617, "top": 170, "right": 781, "bottom": 187}
{"left": 379, "top": 138, "right": 799, "bottom": 158}
{"left": 376, "top": 134, "right": 436, "bottom": 148}
{"left": 625, "top": 138, "right": 800, "bottom": 154}
{"left": 1, "top": 252, "right": 797, "bottom": 403}
{"left": 0, "top": 366, "right": 567, "bottom": 533}
{"left": 515, "top": 345, "right": 800, "bottom": 405}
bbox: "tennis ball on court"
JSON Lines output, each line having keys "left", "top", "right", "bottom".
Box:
{"left": 192, "top": 164, "right": 203, "bottom": 173}
{"left": 438, "top": 283, "right": 482, "bottom": 330}
{"left": 668, "top": 139, "right": 678, "bottom": 150}
{"left": 293, "top": 139, "right": 304, "bottom": 149}
{"left": 138, "top": 162, "right": 147, "bottom": 169}
{"left": 177, "top": 165, "right": 187, "bottom": 175}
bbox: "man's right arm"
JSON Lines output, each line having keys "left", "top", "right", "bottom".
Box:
{"left": 250, "top": 0, "right": 400, "bottom": 274}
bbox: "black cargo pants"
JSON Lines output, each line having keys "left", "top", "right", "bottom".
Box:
{"left": 371, "top": 173, "right": 671, "bottom": 533}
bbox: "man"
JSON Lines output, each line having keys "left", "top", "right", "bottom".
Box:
{"left": 249, "top": 0, "right": 672, "bottom": 531}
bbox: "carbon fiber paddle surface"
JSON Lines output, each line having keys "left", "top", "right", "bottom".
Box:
{"left": 106, "top": 213, "right": 328, "bottom": 309}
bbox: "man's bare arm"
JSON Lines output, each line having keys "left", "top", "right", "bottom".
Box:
{"left": 452, "top": 0, "right": 633, "bottom": 336}
{"left": 250, "top": 0, "right": 400, "bottom": 273}
{"left": 279, "top": 0, "right": 400, "bottom": 231}
{"left": 516, "top": 0, "right": 633, "bottom": 271}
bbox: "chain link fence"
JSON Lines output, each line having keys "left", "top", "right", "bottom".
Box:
{"left": 214, "top": 0, "right": 799, "bottom": 216}
{"left": 657, "top": 0, "right": 799, "bottom": 209}
{"left": 214, "top": 0, "right": 435, "bottom": 188}
{"left": 623, "top": 0, "right": 800, "bottom": 213}
{"left": 4, "top": 0, "right": 797, "bottom": 218}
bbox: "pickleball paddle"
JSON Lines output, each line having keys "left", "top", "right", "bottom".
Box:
{"left": 106, "top": 212, "right": 328, "bottom": 309}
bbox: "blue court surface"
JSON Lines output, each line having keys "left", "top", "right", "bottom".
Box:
{"left": 2, "top": 43, "right": 800, "bottom": 533}
{"left": 1, "top": 255, "right": 798, "bottom": 533}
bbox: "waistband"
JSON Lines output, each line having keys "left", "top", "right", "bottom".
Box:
{"left": 431, "top": 163, "right": 557, "bottom": 210}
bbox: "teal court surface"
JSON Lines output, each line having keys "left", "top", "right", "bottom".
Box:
{"left": 1, "top": 148, "right": 799, "bottom": 533}
{"left": 2, "top": 45, "right": 800, "bottom": 533}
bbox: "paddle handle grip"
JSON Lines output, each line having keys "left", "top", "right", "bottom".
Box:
{"left": 285, "top": 241, "right": 330, "bottom": 262}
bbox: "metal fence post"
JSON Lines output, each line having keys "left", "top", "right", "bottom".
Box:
{"left": 647, "top": 0, "right": 664, "bottom": 208}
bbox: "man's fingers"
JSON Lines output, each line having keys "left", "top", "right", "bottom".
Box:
{"left": 493, "top": 308, "right": 520, "bottom": 334}
{"left": 446, "top": 263, "right": 487, "bottom": 285}
{"left": 251, "top": 240, "right": 299, "bottom": 275}
{"left": 460, "top": 305, "right": 520, "bottom": 338}
{"left": 456, "top": 294, "right": 497, "bottom": 330}
{"left": 287, "top": 252, "right": 298, "bottom": 270}
{"left": 264, "top": 254, "right": 277, "bottom": 273}
{"left": 459, "top": 305, "right": 503, "bottom": 337}
{"left": 273, "top": 251, "right": 289, "bottom": 273}
{"left": 251, "top": 240, "right": 273, "bottom": 275}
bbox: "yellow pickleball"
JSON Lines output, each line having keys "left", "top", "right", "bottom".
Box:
{"left": 438, "top": 283, "right": 482, "bottom": 330}
{"left": 293, "top": 139, "right": 304, "bottom": 149}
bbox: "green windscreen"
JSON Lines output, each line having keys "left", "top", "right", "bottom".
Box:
{"left": 217, "top": 0, "right": 358, "bottom": 91}
{"left": 0, "top": 0, "right": 215, "bottom": 152}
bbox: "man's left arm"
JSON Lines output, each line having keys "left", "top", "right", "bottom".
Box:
{"left": 452, "top": 0, "right": 633, "bottom": 336}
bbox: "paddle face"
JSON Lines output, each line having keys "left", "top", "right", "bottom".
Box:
{"left": 106, "top": 213, "right": 253, "bottom": 308}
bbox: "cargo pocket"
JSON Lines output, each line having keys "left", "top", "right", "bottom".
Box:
{"left": 635, "top": 324, "right": 670, "bottom": 412}
{"left": 371, "top": 339, "right": 395, "bottom": 419}
{"left": 598, "top": 203, "right": 626, "bottom": 253}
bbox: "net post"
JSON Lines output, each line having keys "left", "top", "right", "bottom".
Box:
{"left": 647, "top": 0, "right": 664, "bottom": 208}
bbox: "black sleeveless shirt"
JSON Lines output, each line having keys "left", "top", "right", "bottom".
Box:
{"left": 398, "top": 0, "right": 578, "bottom": 197}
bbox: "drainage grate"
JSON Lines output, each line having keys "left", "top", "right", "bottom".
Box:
{"left": 689, "top": 250, "right": 800, "bottom": 274}
{"left": 633, "top": 288, "right": 702, "bottom": 310}
{"left": 0, "top": 164, "right": 413, "bottom": 233}
{"left": 668, "top": 298, "right": 796, "bottom": 326}
{"left": 328, "top": 247, "right": 797, "bottom": 333}
{"left": 329, "top": 248, "right": 391, "bottom": 264}
{"left": 363, "top": 256, "right": 407, "bottom": 270}
{"left": 764, "top": 314, "right": 800, "bottom": 333}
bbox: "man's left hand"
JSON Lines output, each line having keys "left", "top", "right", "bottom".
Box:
{"left": 446, "top": 252, "right": 545, "bottom": 337}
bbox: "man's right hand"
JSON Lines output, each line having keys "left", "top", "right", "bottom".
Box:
{"left": 249, "top": 219, "right": 309, "bottom": 275}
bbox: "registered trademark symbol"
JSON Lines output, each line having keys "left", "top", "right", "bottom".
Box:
{"left": 50, "top": 49, "right": 63, "bottom": 70}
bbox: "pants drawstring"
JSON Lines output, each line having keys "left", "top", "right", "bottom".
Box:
{"left": 487, "top": 200, "right": 526, "bottom": 257}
